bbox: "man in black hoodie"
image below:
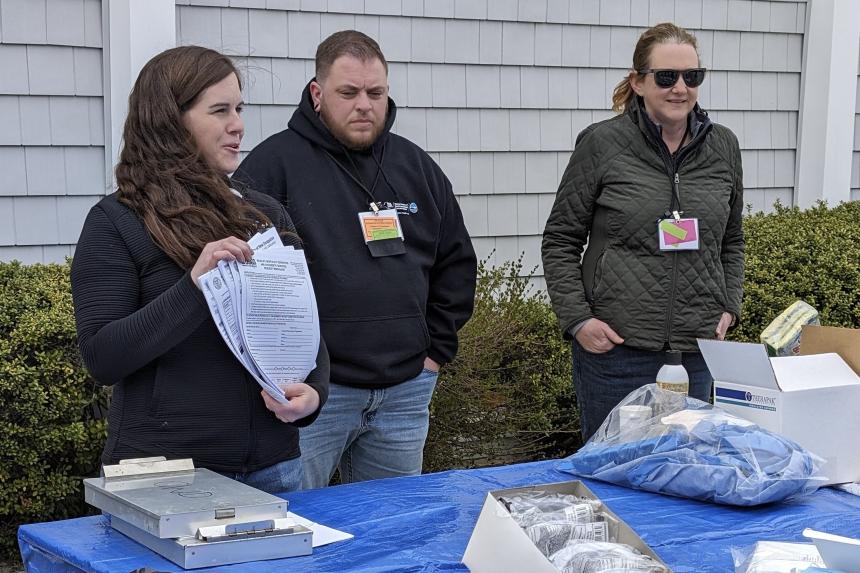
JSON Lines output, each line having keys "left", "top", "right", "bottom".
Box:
{"left": 235, "top": 30, "right": 477, "bottom": 489}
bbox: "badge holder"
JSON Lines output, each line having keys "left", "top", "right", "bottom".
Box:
{"left": 657, "top": 212, "right": 700, "bottom": 251}
{"left": 358, "top": 206, "right": 406, "bottom": 258}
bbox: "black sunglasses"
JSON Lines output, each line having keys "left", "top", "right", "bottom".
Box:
{"left": 638, "top": 68, "right": 707, "bottom": 88}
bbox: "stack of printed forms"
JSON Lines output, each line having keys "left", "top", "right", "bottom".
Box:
{"left": 199, "top": 227, "right": 320, "bottom": 403}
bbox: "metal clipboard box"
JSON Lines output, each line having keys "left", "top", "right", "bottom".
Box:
{"left": 83, "top": 458, "right": 312, "bottom": 569}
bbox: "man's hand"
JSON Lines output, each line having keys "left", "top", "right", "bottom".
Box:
{"left": 261, "top": 383, "right": 320, "bottom": 424}
{"left": 423, "top": 357, "right": 441, "bottom": 372}
{"left": 575, "top": 318, "right": 624, "bottom": 353}
{"left": 715, "top": 312, "right": 733, "bottom": 340}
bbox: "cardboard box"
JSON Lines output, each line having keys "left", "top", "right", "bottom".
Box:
{"left": 799, "top": 325, "right": 860, "bottom": 375}
{"left": 804, "top": 528, "right": 860, "bottom": 573}
{"left": 699, "top": 337, "right": 860, "bottom": 485}
{"left": 462, "top": 481, "right": 668, "bottom": 573}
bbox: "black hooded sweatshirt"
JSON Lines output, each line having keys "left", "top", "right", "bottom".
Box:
{"left": 235, "top": 82, "right": 477, "bottom": 389}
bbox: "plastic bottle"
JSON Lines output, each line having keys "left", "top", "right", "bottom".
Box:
{"left": 656, "top": 350, "right": 689, "bottom": 395}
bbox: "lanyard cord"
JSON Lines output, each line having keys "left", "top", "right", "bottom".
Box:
{"left": 370, "top": 143, "right": 402, "bottom": 203}
{"left": 320, "top": 144, "right": 385, "bottom": 206}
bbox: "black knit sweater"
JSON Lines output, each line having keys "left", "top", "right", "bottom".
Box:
{"left": 71, "top": 190, "right": 329, "bottom": 473}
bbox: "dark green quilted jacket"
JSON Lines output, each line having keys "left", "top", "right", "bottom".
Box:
{"left": 542, "top": 99, "right": 744, "bottom": 352}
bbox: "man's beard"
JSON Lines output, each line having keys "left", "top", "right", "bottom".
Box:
{"left": 319, "top": 106, "right": 385, "bottom": 151}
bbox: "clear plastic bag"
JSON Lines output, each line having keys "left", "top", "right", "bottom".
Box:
{"left": 558, "top": 384, "right": 826, "bottom": 506}
{"left": 550, "top": 540, "right": 668, "bottom": 573}
{"left": 731, "top": 540, "right": 826, "bottom": 572}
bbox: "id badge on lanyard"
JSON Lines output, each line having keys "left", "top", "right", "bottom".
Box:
{"left": 357, "top": 206, "right": 407, "bottom": 257}
{"left": 657, "top": 215, "right": 700, "bottom": 251}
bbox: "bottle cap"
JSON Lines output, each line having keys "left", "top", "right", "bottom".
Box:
{"left": 666, "top": 350, "right": 682, "bottom": 365}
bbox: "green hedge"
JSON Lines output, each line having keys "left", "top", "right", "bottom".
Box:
{"left": 3, "top": 200, "right": 860, "bottom": 557}
{"left": 0, "top": 261, "right": 106, "bottom": 558}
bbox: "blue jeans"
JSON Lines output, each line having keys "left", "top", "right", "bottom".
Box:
{"left": 299, "top": 368, "right": 439, "bottom": 489}
{"left": 220, "top": 456, "right": 302, "bottom": 494}
{"left": 572, "top": 341, "right": 713, "bottom": 442}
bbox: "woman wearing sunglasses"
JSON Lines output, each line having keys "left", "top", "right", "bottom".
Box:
{"left": 71, "top": 46, "right": 329, "bottom": 493}
{"left": 542, "top": 22, "right": 743, "bottom": 442}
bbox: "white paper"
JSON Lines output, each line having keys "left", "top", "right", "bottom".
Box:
{"left": 199, "top": 229, "right": 320, "bottom": 403}
{"left": 288, "top": 512, "right": 354, "bottom": 547}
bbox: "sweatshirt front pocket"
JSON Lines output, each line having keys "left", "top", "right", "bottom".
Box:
{"left": 322, "top": 312, "right": 430, "bottom": 383}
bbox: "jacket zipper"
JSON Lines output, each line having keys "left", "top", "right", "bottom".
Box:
{"left": 663, "top": 172, "right": 681, "bottom": 347}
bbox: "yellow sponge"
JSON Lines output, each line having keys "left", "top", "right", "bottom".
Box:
{"left": 760, "top": 300, "right": 820, "bottom": 356}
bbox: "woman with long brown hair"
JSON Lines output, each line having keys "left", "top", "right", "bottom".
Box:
{"left": 71, "top": 46, "right": 328, "bottom": 493}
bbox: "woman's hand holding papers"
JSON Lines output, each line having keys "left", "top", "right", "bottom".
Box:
{"left": 261, "top": 383, "right": 321, "bottom": 424}
{"left": 191, "top": 237, "right": 253, "bottom": 288}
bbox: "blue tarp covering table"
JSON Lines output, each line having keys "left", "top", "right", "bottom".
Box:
{"left": 17, "top": 459, "right": 860, "bottom": 572}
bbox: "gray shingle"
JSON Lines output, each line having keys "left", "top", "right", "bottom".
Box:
{"left": 649, "top": 0, "right": 674, "bottom": 23}
{"left": 179, "top": 6, "right": 223, "bottom": 49}
{"left": 321, "top": 13, "right": 356, "bottom": 39}
{"left": 469, "top": 153, "right": 494, "bottom": 194}
{"left": 0, "top": 96, "right": 22, "bottom": 146}
{"left": 0, "top": 246, "right": 46, "bottom": 263}
{"left": 509, "top": 109, "right": 540, "bottom": 151}
{"left": 711, "top": 31, "right": 740, "bottom": 70}
{"left": 540, "top": 109, "right": 572, "bottom": 150}
{"left": 763, "top": 188, "right": 791, "bottom": 213}
{"left": 57, "top": 195, "right": 99, "bottom": 243}
{"left": 288, "top": 12, "right": 320, "bottom": 59}
{"left": 20, "top": 96, "right": 51, "bottom": 145}
{"left": 426, "top": 109, "right": 459, "bottom": 151}
{"left": 28, "top": 46, "right": 76, "bottom": 95}
{"left": 466, "top": 65, "right": 501, "bottom": 108}
{"left": 629, "top": 0, "right": 648, "bottom": 25}
{"left": 229, "top": 0, "right": 267, "bottom": 7}
{"left": 589, "top": 26, "right": 610, "bottom": 67}
{"left": 271, "top": 58, "right": 308, "bottom": 104}
{"left": 411, "top": 18, "right": 444, "bottom": 62}
{"left": 578, "top": 68, "right": 606, "bottom": 109}
{"left": 770, "top": 111, "right": 791, "bottom": 149}
{"left": 0, "top": 45, "right": 29, "bottom": 94}
{"left": 14, "top": 196, "right": 59, "bottom": 244}
{"left": 750, "top": 72, "right": 777, "bottom": 110}
{"left": 245, "top": 58, "right": 274, "bottom": 104}
{"left": 84, "top": 0, "right": 101, "bottom": 47}
{"left": 378, "top": 16, "right": 410, "bottom": 61}
{"left": 479, "top": 21, "right": 503, "bottom": 64}
{"left": 407, "top": 63, "right": 432, "bottom": 107}
{"left": 221, "top": 7, "right": 250, "bottom": 56}
{"left": 739, "top": 32, "right": 763, "bottom": 71}
{"left": 773, "top": 149, "right": 794, "bottom": 186}
{"left": 488, "top": 0, "right": 518, "bottom": 20}
{"left": 702, "top": 0, "right": 728, "bottom": 30}
{"left": 0, "top": 148, "right": 27, "bottom": 195}
{"left": 454, "top": 0, "right": 486, "bottom": 19}
{"left": 745, "top": 111, "right": 772, "bottom": 149}
{"left": 74, "top": 48, "right": 102, "bottom": 96}
{"left": 795, "top": 3, "right": 806, "bottom": 34}
{"left": 458, "top": 109, "right": 481, "bottom": 150}
{"left": 548, "top": 67, "right": 578, "bottom": 108}
{"left": 487, "top": 195, "right": 519, "bottom": 235}
{"left": 741, "top": 149, "right": 757, "bottom": 188}
{"left": 547, "top": 0, "right": 568, "bottom": 23}
{"left": 750, "top": 1, "right": 769, "bottom": 31}
{"left": 609, "top": 27, "right": 637, "bottom": 69}
{"left": 675, "top": 0, "right": 702, "bottom": 29}
{"left": 260, "top": 104, "right": 293, "bottom": 140}
{"left": 438, "top": 152, "right": 470, "bottom": 193}
{"left": 424, "top": 0, "right": 454, "bottom": 18}
{"left": 726, "top": 0, "right": 752, "bottom": 31}
{"left": 500, "top": 66, "right": 521, "bottom": 107}
{"left": 88, "top": 97, "right": 104, "bottom": 145}
{"left": 516, "top": 194, "right": 540, "bottom": 235}
{"left": 248, "top": 9, "right": 288, "bottom": 57}
{"left": 708, "top": 70, "right": 728, "bottom": 109}
{"left": 44, "top": 245, "right": 74, "bottom": 263}
{"left": 757, "top": 149, "right": 774, "bottom": 186}
{"left": 365, "top": 0, "right": 401, "bottom": 15}
{"left": 769, "top": 2, "right": 796, "bottom": 33}
{"left": 726, "top": 71, "right": 751, "bottom": 110}
{"left": 268, "top": 0, "right": 301, "bottom": 9}
{"left": 388, "top": 62, "right": 408, "bottom": 103}
{"left": 786, "top": 35, "right": 802, "bottom": 72}
{"left": 570, "top": 0, "right": 599, "bottom": 24}
{"left": 502, "top": 22, "right": 535, "bottom": 65}
{"left": 25, "top": 146, "right": 65, "bottom": 195}
{"left": 480, "top": 109, "right": 510, "bottom": 151}
{"left": 445, "top": 19, "right": 480, "bottom": 63}
{"left": 50, "top": 96, "right": 92, "bottom": 145}
{"left": 561, "top": 25, "right": 589, "bottom": 67}
{"left": 599, "top": 0, "right": 629, "bottom": 25}
{"left": 327, "top": 0, "right": 364, "bottom": 12}
{"left": 0, "top": 199, "right": 15, "bottom": 244}
{"left": 519, "top": 0, "right": 548, "bottom": 22}
{"left": 493, "top": 152, "right": 526, "bottom": 194}
{"left": 1, "top": 0, "right": 47, "bottom": 44}
{"left": 762, "top": 33, "right": 788, "bottom": 72}
{"left": 240, "top": 104, "right": 262, "bottom": 150}
{"left": 521, "top": 67, "right": 549, "bottom": 108}
{"left": 458, "top": 195, "right": 488, "bottom": 236}
{"left": 65, "top": 147, "right": 106, "bottom": 196}
{"left": 534, "top": 23, "right": 562, "bottom": 66}
{"left": 493, "top": 236, "right": 519, "bottom": 266}
{"left": 47, "top": 0, "right": 85, "bottom": 46}
{"left": 395, "top": 107, "right": 427, "bottom": 148}
{"left": 525, "top": 152, "right": 558, "bottom": 193}
{"left": 571, "top": 109, "right": 592, "bottom": 140}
